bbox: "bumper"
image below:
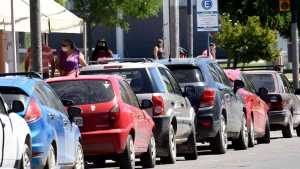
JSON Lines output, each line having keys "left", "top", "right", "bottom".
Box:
{"left": 195, "top": 106, "right": 220, "bottom": 142}
{"left": 81, "top": 128, "right": 130, "bottom": 156}
{"left": 153, "top": 116, "right": 172, "bottom": 157}
{"left": 269, "top": 110, "right": 290, "bottom": 129}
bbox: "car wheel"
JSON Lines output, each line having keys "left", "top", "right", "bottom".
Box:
{"left": 20, "top": 143, "right": 31, "bottom": 169}
{"left": 73, "top": 141, "right": 85, "bottom": 169}
{"left": 257, "top": 117, "right": 271, "bottom": 144}
{"left": 160, "top": 125, "right": 176, "bottom": 164}
{"left": 248, "top": 117, "right": 255, "bottom": 148}
{"left": 119, "top": 135, "right": 135, "bottom": 169}
{"left": 45, "top": 144, "right": 56, "bottom": 169}
{"left": 140, "top": 135, "right": 156, "bottom": 168}
{"left": 282, "top": 115, "right": 293, "bottom": 138}
{"left": 184, "top": 127, "right": 198, "bottom": 160}
{"left": 211, "top": 115, "right": 227, "bottom": 154}
{"left": 232, "top": 114, "right": 248, "bottom": 150}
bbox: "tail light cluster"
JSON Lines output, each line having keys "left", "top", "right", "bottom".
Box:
{"left": 152, "top": 95, "right": 165, "bottom": 116}
{"left": 109, "top": 105, "right": 120, "bottom": 127}
{"left": 267, "top": 95, "right": 284, "bottom": 110}
{"left": 199, "top": 88, "right": 216, "bottom": 108}
{"left": 24, "top": 99, "right": 42, "bottom": 123}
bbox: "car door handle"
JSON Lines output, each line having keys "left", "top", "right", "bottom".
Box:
{"left": 63, "top": 119, "right": 69, "bottom": 126}
{"left": 171, "top": 102, "right": 175, "bottom": 106}
{"left": 48, "top": 113, "right": 55, "bottom": 120}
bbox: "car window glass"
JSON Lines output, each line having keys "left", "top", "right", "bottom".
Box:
{"left": 0, "top": 98, "right": 6, "bottom": 115}
{"left": 280, "top": 74, "right": 293, "bottom": 93}
{"left": 158, "top": 68, "right": 175, "bottom": 93}
{"left": 242, "top": 74, "right": 256, "bottom": 93}
{"left": 165, "top": 69, "right": 182, "bottom": 95}
{"left": 119, "top": 81, "right": 132, "bottom": 105}
{"left": 213, "top": 64, "right": 231, "bottom": 86}
{"left": 121, "top": 80, "right": 140, "bottom": 108}
{"left": 167, "top": 66, "right": 205, "bottom": 83}
{"left": 0, "top": 87, "right": 30, "bottom": 112}
{"left": 208, "top": 64, "right": 221, "bottom": 83}
{"left": 244, "top": 73, "right": 276, "bottom": 92}
{"left": 34, "top": 85, "right": 49, "bottom": 106}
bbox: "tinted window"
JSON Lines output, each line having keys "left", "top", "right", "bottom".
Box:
{"left": 81, "top": 69, "right": 153, "bottom": 94}
{"left": 244, "top": 74, "right": 276, "bottom": 92}
{"left": 165, "top": 69, "right": 182, "bottom": 95}
{"left": 208, "top": 64, "right": 221, "bottom": 83}
{"left": 280, "top": 74, "right": 293, "bottom": 93}
{"left": 119, "top": 81, "right": 131, "bottom": 105}
{"left": 41, "top": 84, "right": 67, "bottom": 114}
{"left": 213, "top": 64, "right": 232, "bottom": 86}
{"left": 241, "top": 74, "right": 257, "bottom": 93}
{"left": 168, "top": 67, "right": 204, "bottom": 83}
{"left": 50, "top": 80, "right": 114, "bottom": 105}
{"left": 120, "top": 80, "right": 140, "bottom": 107}
{"left": 158, "top": 68, "right": 175, "bottom": 93}
{"left": 0, "top": 87, "right": 30, "bottom": 110}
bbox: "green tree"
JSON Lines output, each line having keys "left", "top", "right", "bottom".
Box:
{"left": 219, "top": 0, "right": 298, "bottom": 38}
{"left": 55, "top": 0, "right": 67, "bottom": 6}
{"left": 72, "top": 0, "right": 162, "bottom": 55}
{"left": 215, "top": 16, "right": 280, "bottom": 65}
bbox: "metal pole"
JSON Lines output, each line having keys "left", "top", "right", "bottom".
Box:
{"left": 10, "top": 0, "right": 17, "bottom": 72}
{"left": 30, "top": 0, "right": 42, "bottom": 73}
{"left": 83, "top": 22, "right": 88, "bottom": 62}
{"left": 291, "top": 0, "right": 299, "bottom": 89}
{"left": 187, "top": 0, "right": 194, "bottom": 57}
{"left": 163, "top": 0, "right": 170, "bottom": 58}
{"left": 116, "top": 10, "right": 124, "bottom": 58}
{"left": 169, "top": 0, "right": 180, "bottom": 58}
{"left": 207, "top": 33, "right": 210, "bottom": 57}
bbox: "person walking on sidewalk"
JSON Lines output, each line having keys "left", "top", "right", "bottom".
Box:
{"left": 153, "top": 38, "right": 165, "bottom": 60}
{"left": 56, "top": 39, "right": 87, "bottom": 76}
{"left": 90, "top": 39, "right": 113, "bottom": 62}
{"left": 24, "top": 44, "right": 55, "bottom": 79}
{"left": 200, "top": 42, "right": 217, "bottom": 60}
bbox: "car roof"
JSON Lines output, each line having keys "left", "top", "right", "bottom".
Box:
{"left": 82, "top": 61, "right": 167, "bottom": 71}
{"left": 158, "top": 57, "right": 214, "bottom": 66}
{"left": 242, "top": 70, "right": 278, "bottom": 74}
{"left": 0, "top": 76, "right": 42, "bottom": 95}
{"left": 47, "top": 75, "right": 123, "bottom": 83}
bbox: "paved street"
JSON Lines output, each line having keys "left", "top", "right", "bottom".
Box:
{"left": 92, "top": 131, "right": 300, "bottom": 169}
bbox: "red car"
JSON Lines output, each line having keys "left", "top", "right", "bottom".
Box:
{"left": 47, "top": 75, "right": 156, "bottom": 169}
{"left": 224, "top": 69, "right": 270, "bottom": 146}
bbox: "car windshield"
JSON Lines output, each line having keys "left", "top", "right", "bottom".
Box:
{"left": 81, "top": 68, "right": 153, "bottom": 94}
{"left": 49, "top": 80, "right": 114, "bottom": 105}
{"left": 244, "top": 73, "right": 276, "bottom": 92}
{"left": 167, "top": 66, "right": 204, "bottom": 83}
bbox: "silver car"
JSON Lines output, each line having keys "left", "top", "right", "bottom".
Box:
{"left": 81, "top": 60, "right": 197, "bottom": 163}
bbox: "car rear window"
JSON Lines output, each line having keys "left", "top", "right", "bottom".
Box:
{"left": 167, "top": 66, "right": 204, "bottom": 83}
{"left": 244, "top": 73, "right": 276, "bottom": 92}
{"left": 81, "top": 69, "right": 153, "bottom": 94}
{"left": 0, "top": 87, "right": 30, "bottom": 110}
{"left": 49, "top": 80, "right": 114, "bottom": 105}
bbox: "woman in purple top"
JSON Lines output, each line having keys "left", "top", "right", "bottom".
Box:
{"left": 56, "top": 39, "right": 87, "bottom": 76}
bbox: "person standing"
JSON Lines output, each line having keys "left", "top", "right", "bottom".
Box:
{"left": 24, "top": 44, "right": 55, "bottom": 79}
{"left": 201, "top": 42, "right": 217, "bottom": 60}
{"left": 153, "top": 38, "right": 165, "bottom": 60}
{"left": 56, "top": 39, "right": 87, "bottom": 76}
{"left": 90, "top": 39, "right": 113, "bottom": 62}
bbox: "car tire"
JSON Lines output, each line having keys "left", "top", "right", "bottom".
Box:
{"left": 45, "top": 144, "right": 56, "bottom": 169}
{"left": 282, "top": 115, "right": 293, "bottom": 138}
{"left": 211, "top": 115, "right": 227, "bottom": 154}
{"left": 20, "top": 143, "right": 31, "bottom": 169}
{"left": 232, "top": 114, "right": 248, "bottom": 150}
{"left": 73, "top": 141, "right": 85, "bottom": 169}
{"left": 160, "top": 125, "right": 176, "bottom": 164}
{"left": 257, "top": 117, "right": 271, "bottom": 144}
{"left": 119, "top": 135, "right": 135, "bottom": 169}
{"left": 184, "top": 127, "right": 198, "bottom": 160}
{"left": 248, "top": 117, "right": 255, "bottom": 148}
{"left": 140, "top": 135, "right": 156, "bottom": 168}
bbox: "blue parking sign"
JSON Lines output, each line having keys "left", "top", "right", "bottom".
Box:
{"left": 202, "top": 0, "right": 213, "bottom": 10}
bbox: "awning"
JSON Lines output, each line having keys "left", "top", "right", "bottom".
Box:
{"left": 0, "top": 0, "right": 83, "bottom": 33}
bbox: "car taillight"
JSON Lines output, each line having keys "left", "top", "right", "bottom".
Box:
{"left": 152, "top": 95, "right": 165, "bottom": 116}
{"left": 199, "top": 88, "right": 216, "bottom": 108}
{"left": 267, "top": 95, "right": 284, "bottom": 110}
{"left": 109, "top": 105, "right": 119, "bottom": 127}
{"left": 25, "top": 99, "right": 42, "bottom": 123}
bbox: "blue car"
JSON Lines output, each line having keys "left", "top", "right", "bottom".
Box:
{"left": 0, "top": 73, "right": 84, "bottom": 169}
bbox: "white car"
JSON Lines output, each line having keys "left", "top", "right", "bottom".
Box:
{"left": 0, "top": 96, "right": 31, "bottom": 169}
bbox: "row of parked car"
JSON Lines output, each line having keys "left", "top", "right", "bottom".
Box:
{"left": 1, "top": 57, "right": 300, "bottom": 169}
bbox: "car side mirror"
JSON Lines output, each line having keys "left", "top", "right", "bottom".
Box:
{"left": 140, "top": 99, "right": 153, "bottom": 109}
{"left": 184, "top": 86, "right": 196, "bottom": 97}
{"left": 233, "top": 80, "right": 245, "bottom": 93}
{"left": 68, "top": 107, "right": 83, "bottom": 127}
{"left": 61, "top": 99, "right": 74, "bottom": 107}
{"left": 295, "top": 88, "right": 300, "bottom": 95}
{"left": 258, "top": 87, "right": 269, "bottom": 100}
{"left": 8, "top": 100, "right": 24, "bottom": 113}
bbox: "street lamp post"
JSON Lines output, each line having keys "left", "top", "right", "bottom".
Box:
{"left": 291, "top": 0, "right": 299, "bottom": 89}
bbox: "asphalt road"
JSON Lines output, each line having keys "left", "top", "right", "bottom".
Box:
{"left": 90, "top": 131, "right": 300, "bottom": 169}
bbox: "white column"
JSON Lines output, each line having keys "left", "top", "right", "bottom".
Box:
{"left": 10, "top": 0, "right": 17, "bottom": 72}
{"left": 163, "top": 0, "right": 170, "bottom": 58}
{"left": 116, "top": 11, "right": 124, "bottom": 58}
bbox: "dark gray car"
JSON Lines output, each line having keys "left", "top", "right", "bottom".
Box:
{"left": 160, "top": 58, "right": 248, "bottom": 154}
{"left": 80, "top": 61, "right": 197, "bottom": 163}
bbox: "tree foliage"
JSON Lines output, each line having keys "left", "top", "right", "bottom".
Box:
{"left": 215, "top": 16, "right": 280, "bottom": 64}
{"left": 55, "top": 0, "right": 67, "bottom": 6}
{"left": 219, "top": 0, "right": 298, "bottom": 38}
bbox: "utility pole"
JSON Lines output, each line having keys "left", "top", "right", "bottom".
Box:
{"left": 163, "top": 0, "right": 170, "bottom": 58}
{"left": 291, "top": 0, "right": 299, "bottom": 89}
{"left": 187, "top": 0, "right": 194, "bottom": 57}
{"left": 169, "top": 0, "right": 180, "bottom": 58}
{"left": 30, "top": 0, "right": 42, "bottom": 73}
{"left": 10, "top": 0, "right": 17, "bottom": 72}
